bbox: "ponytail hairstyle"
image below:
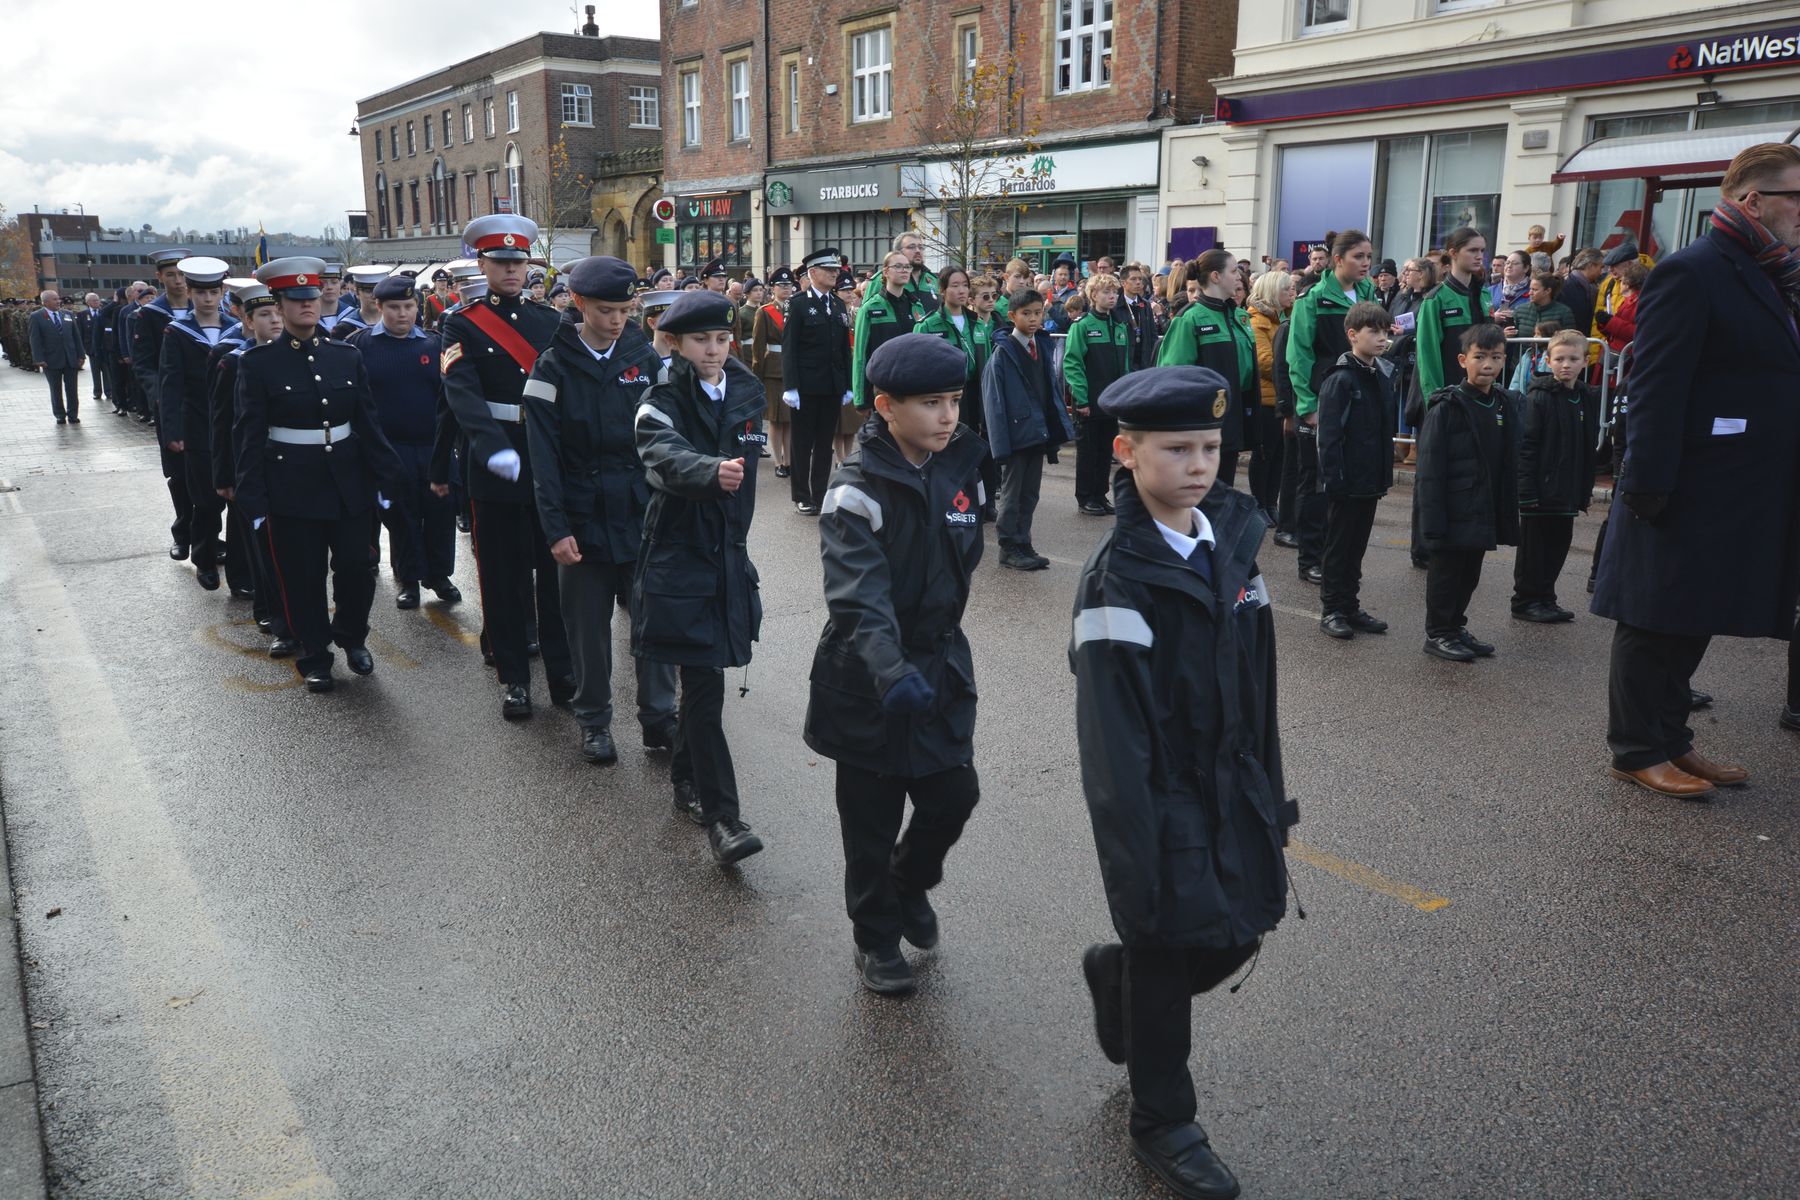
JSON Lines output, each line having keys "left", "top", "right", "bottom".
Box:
{"left": 1191, "top": 248, "right": 1234, "bottom": 290}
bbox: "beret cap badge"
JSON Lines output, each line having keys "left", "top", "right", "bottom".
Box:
{"left": 1212, "top": 391, "right": 1228, "bottom": 419}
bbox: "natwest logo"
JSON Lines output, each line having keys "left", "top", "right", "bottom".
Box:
{"left": 1683, "top": 31, "right": 1800, "bottom": 70}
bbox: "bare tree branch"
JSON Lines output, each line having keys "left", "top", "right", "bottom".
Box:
{"left": 903, "top": 57, "right": 1041, "bottom": 273}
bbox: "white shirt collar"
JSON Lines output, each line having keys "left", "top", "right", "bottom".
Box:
{"left": 581, "top": 337, "right": 614, "bottom": 362}
{"left": 1154, "top": 508, "right": 1216, "bottom": 560}
{"left": 699, "top": 376, "right": 725, "bottom": 402}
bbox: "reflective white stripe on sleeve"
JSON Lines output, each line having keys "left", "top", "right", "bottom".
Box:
{"left": 636, "top": 404, "right": 673, "bottom": 428}
{"left": 976, "top": 480, "right": 987, "bottom": 505}
{"left": 820, "top": 484, "right": 883, "bottom": 531}
{"left": 522, "top": 378, "right": 557, "bottom": 403}
{"left": 1243, "top": 574, "right": 1271, "bottom": 609}
{"left": 1072, "top": 606, "right": 1154, "bottom": 649}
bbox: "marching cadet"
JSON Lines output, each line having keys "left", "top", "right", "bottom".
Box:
{"left": 347, "top": 274, "right": 459, "bottom": 611}
{"left": 157, "top": 256, "right": 238, "bottom": 592}
{"left": 210, "top": 282, "right": 297, "bottom": 657}
{"left": 315, "top": 262, "right": 354, "bottom": 335}
{"left": 750, "top": 266, "right": 794, "bottom": 477}
{"left": 440, "top": 214, "right": 572, "bottom": 719}
{"left": 781, "top": 248, "right": 854, "bottom": 515}
{"left": 633, "top": 291, "right": 767, "bottom": 866}
{"left": 333, "top": 265, "right": 390, "bottom": 340}
{"left": 117, "top": 282, "right": 150, "bottom": 420}
{"left": 421, "top": 268, "right": 455, "bottom": 330}
{"left": 1071, "top": 366, "right": 1296, "bottom": 1200}
{"left": 234, "top": 257, "right": 403, "bottom": 693}
{"left": 850, "top": 251, "right": 927, "bottom": 411}
{"left": 134, "top": 248, "right": 195, "bottom": 560}
{"left": 806, "top": 333, "right": 988, "bottom": 996}
{"left": 639, "top": 289, "right": 680, "bottom": 375}
{"left": 527, "top": 268, "right": 549, "bottom": 303}
{"left": 523, "top": 256, "right": 677, "bottom": 764}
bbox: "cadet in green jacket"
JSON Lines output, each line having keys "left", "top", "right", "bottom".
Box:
{"left": 851, "top": 251, "right": 930, "bottom": 410}
{"left": 1155, "top": 249, "right": 1259, "bottom": 487}
{"left": 1063, "top": 272, "right": 1131, "bottom": 515}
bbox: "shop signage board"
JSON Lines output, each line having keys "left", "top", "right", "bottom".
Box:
{"left": 908, "top": 141, "right": 1160, "bottom": 199}
{"left": 762, "top": 165, "right": 906, "bottom": 214}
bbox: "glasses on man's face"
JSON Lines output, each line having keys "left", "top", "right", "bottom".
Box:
{"left": 1754, "top": 189, "right": 1800, "bottom": 200}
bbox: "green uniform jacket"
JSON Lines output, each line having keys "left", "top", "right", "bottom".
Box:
{"left": 913, "top": 306, "right": 991, "bottom": 384}
{"left": 1508, "top": 299, "right": 1574, "bottom": 338}
{"left": 1156, "top": 295, "right": 1260, "bottom": 453}
{"left": 1414, "top": 275, "right": 1493, "bottom": 402}
{"left": 1063, "top": 310, "right": 1131, "bottom": 409}
{"left": 851, "top": 288, "right": 927, "bottom": 409}
{"left": 1285, "top": 275, "right": 1377, "bottom": 418}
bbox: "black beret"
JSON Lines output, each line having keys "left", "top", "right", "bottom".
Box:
{"left": 658, "top": 291, "right": 735, "bottom": 335}
{"left": 1098, "top": 366, "right": 1232, "bottom": 432}
{"left": 1602, "top": 242, "right": 1638, "bottom": 267}
{"left": 373, "top": 274, "right": 416, "bottom": 301}
{"left": 565, "top": 255, "right": 637, "bottom": 302}
{"left": 865, "top": 333, "right": 968, "bottom": 398}
{"left": 677, "top": 276, "right": 701, "bottom": 290}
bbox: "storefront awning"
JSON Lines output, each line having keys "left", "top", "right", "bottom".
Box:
{"left": 1552, "top": 120, "right": 1800, "bottom": 186}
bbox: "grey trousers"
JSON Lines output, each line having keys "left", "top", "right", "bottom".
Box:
{"left": 557, "top": 555, "right": 676, "bottom": 733}
{"left": 996, "top": 450, "right": 1045, "bottom": 550}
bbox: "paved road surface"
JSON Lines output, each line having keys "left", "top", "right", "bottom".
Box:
{"left": 0, "top": 367, "right": 1794, "bottom": 1198}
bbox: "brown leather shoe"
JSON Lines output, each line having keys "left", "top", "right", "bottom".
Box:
{"left": 1672, "top": 750, "right": 1749, "bottom": 787}
{"left": 1608, "top": 762, "right": 1716, "bottom": 800}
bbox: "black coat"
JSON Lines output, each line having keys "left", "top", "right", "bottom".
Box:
{"left": 1592, "top": 228, "right": 1800, "bottom": 638}
{"left": 804, "top": 418, "right": 986, "bottom": 777}
{"left": 95, "top": 299, "right": 124, "bottom": 364}
{"left": 1316, "top": 353, "right": 1397, "bottom": 498}
{"left": 525, "top": 321, "right": 662, "bottom": 564}
{"left": 440, "top": 292, "right": 563, "bottom": 505}
{"left": 208, "top": 338, "right": 249, "bottom": 492}
{"left": 157, "top": 315, "right": 231, "bottom": 449}
{"left": 1415, "top": 383, "right": 1521, "bottom": 551}
{"left": 1517, "top": 375, "right": 1599, "bottom": 515}
{"left": 1561, "top": 271, "right": 1598, "bottom": 342}
{"left": 131, "top": 295, "right": 183, "bottom": 408}
{"left": 631, "top": 355, "right": 766, "bottom": 668}
{"left": 1069, "top": 474, "right": 1295, "bottom": 948}
{"left": 1119, "top": 295, "right": 1159, "bottom": 370}
{"left": 780, "top": 287, "right": 851, "bottom": 397}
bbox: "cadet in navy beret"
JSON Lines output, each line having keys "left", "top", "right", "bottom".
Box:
{"left": 864, "top": 332, "right": 969, "bottom": 400}
{"left": 677, "top": 276, "right": 703, "bottom": 292}
{"left": 1099, "top": 365, "right": 1231, "bottom": 432}
{"left": 372, "top": 273, "right": 416, "bottom": 302}
{"left": 564, "top": 255, "right": 638, "bottom": 303}
{"left": 658, "top": 290, "right": 736, "bottom": 336}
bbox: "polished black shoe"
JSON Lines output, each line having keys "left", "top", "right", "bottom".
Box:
{"left": 1272, "top": 530, "right": 1299, "bottom": 549}
{"left": 1513, "top": 602, "right": 1570, "bottom": 624}
{"left": 395, "top": 584, "right": 420, "bottom": 610}
{"left": 1080, "top": 944, "right": 1126, "bottom": 1064}
{"left": 708, "top": 818, "right": 764, "bottom": 865}
{"left": 1320, "top": 612, "right": 1354, "bottom": 639}
{"left": 1131, "top": 1123, "right": 1241, "bottom": 1200}
{"left": 642, "top": 720, "right": 677, "bottom": 751}
{"left": 1423, "top": 635, "right": 1476, "bottom": 662}
{"left": 501, "top": 685, "right": 532, "bottom": 719}
{"left": 854, "top": 945, "right": 915, "bottom": 996}
{"left": 795, "top": 501, "right": 818, "bottom": 516}
{"left": 580, "top": 727, "right": 618, "bottom": 764}
{"left": 1689, "top": 688, "right": 1714, "bottom": 711}
{"left": 1781, "top": 705, "right": 1800, "bottom": 732}
{"left": 344, "top": 647, "right": 375, "bottom": 676}
{"left": 672, "top": 780, "right": 706, "bottom": 825}
{"left": 898, "top": 890, "right": 939, "bottom": 950}
{"left": 303, "top": 669, "right": 334, "bottom": 694}
{"left": 229, "top": 584, "right": 255, "bottom": 599}
{"left": 1078, "top": 500, "right": 1110, "bottom": 516}
{"left": 774, "top": 465, "right": 791, "bottom": 478}
{"left": 1346, "top": 609, "right": 1388, "bottom": 634}
{"left": 194, "top": 568, "right": 221, "bottom": 591}
{"left": 1298, "top": 565, "right": 1322, "bottom": 585}
{"left": 1457, "top": 629, "right": 1496, "bottom": 657}
{"left": 525, "top": 639, "right": 541, "bottom": 659}
{"left": 548, "top": 677, "right": 576, "bottom": 710}
{"left": 169, "top": 542, "right": 190, "bottom": 561}
{"left": 426, "top": 577, "right": 462, "bottom": 603}
{"left": 268, "top": 636, "right": 298, "bottom": 659}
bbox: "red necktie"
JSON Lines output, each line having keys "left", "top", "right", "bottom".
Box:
{"left": 1027, "top": 341, "right": 1038, "bottom": 361}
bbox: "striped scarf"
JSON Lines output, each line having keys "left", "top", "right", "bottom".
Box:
{"left": 1711, "top": 196, "right": 1800, "bottom": 320}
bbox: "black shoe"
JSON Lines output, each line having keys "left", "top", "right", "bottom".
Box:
{"left": 1457, "top": 629, "right": 1496, "bottom": 657}
{"left": 642, "top": 720, "right": 677, "bottom": 751}
{"left": 708, "top": 818, "right": 764, "bottom": 866}
{"left": 455, "top": 515, "right": 471, "bottom": 533}
{"left": 1781, "top": 705, "right": 1800, "bottom": 732}
{"left": 68, "top": 417, "right": 80, "bottom": 425}
{"left": 548, "top": 677, "right": 576, "bottom": 709}
{"left": 673, "top": 780, "right": 706, "bottom": 825}
{"left": 774, "top": 465, "right": 790, "bottom": 478}
{"left": 1131, "top": 1123, "right": 1241, "bottom": 1200}
{"left": 1298, "top": 565, "right": 1322, "bottom": 585}
{"left": 1688, "top": 688, "right": 1713, "bottom": 711}
{"left": 999, "top": 548, "right": 1036, "bottom": 570}
{"left": 1272, "top": 530, "right": 1299, "bottom": 549}
{"left": 426, "top": 577, "right": 462, "bottom": 603}
{"left": 229, "top": 584, "right": 255, "bottom": 599}
{"left": 854, "top": 945, "right": 915, "bottom": 996}
{"left": 1021, "top": 546, "right": 1051, "bottom": 571}
{"left": 1099, "top": 497, "right": 1115, "bottom": 515}
{"left": 1346, "top": 610, "right": 1388, "bottom": 634}
{"left": 268, "top": 636, "right": 298, "bottom": 659}
{"left": 194, "top": 568, "right": 221, "bottom": 591}
{"left": 1423, "top": 635, "right": 1476, "bottom": 662}
{"left": 898, "top": 890, "right": 939, "bottom": 950}
{"left": 1080, "top": 944, "right": 1126, "bottom": 1064}
{"left": 345, "top": 647, "right": 374, "bottom": 676}
{"left": 525, "top": 640, "right": 540, "bottom": 659}
{"left": 580, "top": 727, "right": 618, "bottom": 764}
{"left": 303, "top": 669, "right": 334, "bottom": 694}
{"left": 395, "top": 584, "right": 420, "bottom": 610}
{"left": 501, "top": 685, "right": 532, "bottom": 719}
{"left": 55, "top": 418, "right": 66, "bottom": 425}
{"left": 169, "top": 542, "right": 190, "bottom": 561}
{"left": 795, "top": 501, "right": 818, "bottom": 515}
{"left": 1078, "top": 500, "right": 1109, "bottom": 516}
{"left": 256, "top": 617, "right": 275, "bottom": 634}
{"left": 1320, "top": 612, "right": 1354, "bottom": 640}
{"left": 1512, "top": 602, "right": 1566, "bottom": 624}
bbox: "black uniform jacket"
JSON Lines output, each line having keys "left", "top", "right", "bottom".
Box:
{"left": 131, "top": 294, "right": 185, "bottom": 406}
{"left": 1517, "top": 375, "right": 1599, "bottom": 516}
{"left": 1120, "top": 295, "right": 1159, "bottom": 371}
{"left": 1415, "top": 383, "right": 1521, "bottom": 551}
{"left": 440, "top": 292, "right": 562, "bottom": 505}
{"left": 233, "top": 332, "right": 402, "bottom": 524}
{"left": 631, "top": 354, "right": 766, "bottom": 669}
{"left": 804, "top": 417, "right": 987, "bottom": 777}
{"left": 157, "top": 315, "right": 232, "bottom": 449}
{"left": 208, "top": 338, "right": 250, "bottom": 493}
{"left": 1069, "top": 474, "right": 1295, "bottom": 949}
{"left": 780, "top": 286, "right": 851, "bottom": 397}
{"left": 525, "top": 321, "right": 662, "bottom": 563}
{"left": 1316, "top": 352, "right": 1398, "bottom": 499}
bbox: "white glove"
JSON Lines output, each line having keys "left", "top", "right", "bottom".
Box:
{"left": 782, "top": 389, "right": 801, "bottom": 410}
{"left": 486, "top": 449, "right": 521, "bottom": 482}
{"left": 841, "top": 391, "right": 854, "bottom": 407}
{"left": 376, "top": 492, "right": 392, "bottom": 510}
{"left": 252, "top": 517, "right": 264, "bottom": 531}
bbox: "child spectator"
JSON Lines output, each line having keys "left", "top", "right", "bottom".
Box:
{"left": 1513, "top": 329, "right": 1600, "bottom": 624}
{"left": 1063, "top": 272, "right": 1131, "bottom": 516}
{"left": 981, "top": 288, "right": 1074, "bottom": 570}
{"left": 1415, "top": 324, "right": 1520, "bottom": 661}
{"left": 1507, "top": 320, "right": 1562, "bottom": 392}
{"left": 1315, "top": 301, "right": 1399, "bottom": 640}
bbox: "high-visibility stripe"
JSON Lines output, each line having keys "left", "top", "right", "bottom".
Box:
{"left": 820, "top": 483, "right": 883, "bottom": 531}
{"left": 636, "top": 404, "right": 673, "bottom": 428}
{"left": 522, "top": 378, "right": 557, "bottom": 403}
{"left": 1072, "top": 606, "right": 1154, "bottom": 649}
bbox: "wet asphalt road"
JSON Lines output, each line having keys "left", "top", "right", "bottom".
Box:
{"left": 0, "top": 373, "right": 1796, "bottom": 1200}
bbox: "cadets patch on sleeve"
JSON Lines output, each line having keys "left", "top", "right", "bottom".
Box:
{"left": 440, "top": 342, "right": 464, "bottom": 375}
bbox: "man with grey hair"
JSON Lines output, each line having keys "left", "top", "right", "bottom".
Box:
{"left": 75, "top": 291, "right": 106, "bottom": 405}
{"left": 28, "top": 289, "right": 85, "bottom": 424}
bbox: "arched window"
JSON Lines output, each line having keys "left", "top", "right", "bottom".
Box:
{"left": 375, "top": 171, "right": 390, "bottom": 239}
{"left": 504, "top": 143, "right": 524, "bottom": 220}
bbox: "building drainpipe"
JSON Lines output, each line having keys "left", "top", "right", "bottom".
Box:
{"left": 761, "top": 0, "right": 773, "bottom": 272}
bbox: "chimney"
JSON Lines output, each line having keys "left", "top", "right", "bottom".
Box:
{"left": 582, "top": 5, "right": 598, "bottom": 36}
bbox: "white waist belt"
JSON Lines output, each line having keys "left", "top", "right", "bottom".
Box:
{"left": 488, "top": 402, "right": 523, "bottom": 423}
{"left": 269, "top": 423, "right": 353, "bottom": 445}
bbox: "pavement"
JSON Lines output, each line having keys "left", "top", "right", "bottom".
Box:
{"left": 0, "top": 362, "right": 1795, "bottom": 1199}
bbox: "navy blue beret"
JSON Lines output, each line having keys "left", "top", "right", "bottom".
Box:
{"left": 658, "top": 290, "right": 735, "bottom": 335}
{"left": 1098, "top": 366, "right": 1232, "bottom": 432}
{"left": 865, "top": 333, "right": 969, "bottom": 398}
{"left": 565, "top": 255, "right": 636, "bottom": 302}
{"left": 373, "top": 274, "right": 416, "bottom": 302}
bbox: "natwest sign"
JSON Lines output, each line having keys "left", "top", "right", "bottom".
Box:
{"left": 1681, "top": 31, "right": 1800, "bottom": 70}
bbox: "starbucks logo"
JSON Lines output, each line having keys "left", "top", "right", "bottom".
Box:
{"left": 766, "top": 180, "right": 793, "bottom": 209}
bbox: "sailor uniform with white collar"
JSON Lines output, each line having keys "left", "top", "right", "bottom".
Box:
{"left": 160, "top": 307, "right": 236, "bottom": 588}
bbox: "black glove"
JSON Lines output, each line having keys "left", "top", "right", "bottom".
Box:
{"left": 881, "top": 670, "right": 935, "bottom": 715}
{"left": 1594, "top": 312, "right": 1612, "bottom": 331}
{"left": 1621, "top": 490, "right": 1669, "bottom": 523}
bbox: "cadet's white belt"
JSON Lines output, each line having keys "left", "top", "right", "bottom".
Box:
{"left": 488, "top": 402, "right": 523, "bottom": 423}
{"left": 269, "top": 423, "right": 353, "bottom": 445}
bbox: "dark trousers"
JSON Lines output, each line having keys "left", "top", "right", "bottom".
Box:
{"left": 45, "top": 368, "right": 79, "bottom": 420}
{"left": 375, "top": 444, "right": 454, "bottom": 584}
{"left": 1292, "top": 427, "right": 1327, "bottom": 570}
{"left": 263, "top": 512, "right": 376, "bottom": 676}
{"left": 834, "top": 762, "right": 980, "bottom": 951}
{"left": 996, "top": 450, "right": 1045, "bottom": 550}
{"left": 1122, "top": 941, "right": 1260, "bottom": 1138}
{"left": 1513, "top": 515, "right": 1574, "bottom": 610}
{"left": 232, "top": 502, "right": 285, "bottom": 632}
{"left": 165, "top": 464, "right": 193, "bottom": 547}
{"left": 1607, "top": 623, "right": 1711, "bottom": 770}
{"left": 109, "top": 360, "right": 135, "bottom": 411}
{"left": 182, "top": 445, "right": 226, "bottom": 576}
{"left": 1246, "top": 406, "right": 1284, "bottom": 514}
{"left": 1321, "top": 495, "right": 1378, "bottom": 616}
{"left": 1075, "top": 411, "right": 1118, "bottom": 505}
{"left": 92, "top": 358, "right": 109, "bottom": 400}
{"left": 1788, "top": 613, "right": 1800, "bottom": 712}
{"left": 671, "top": 666, "right": 739, "bottom": 823}
{"left": 468, "top": 498, "right": 570, "bottom": 690}
{"left": 556, "top": 555, "right": 676, "bottom": 733}
{"left": 1425, "top": 547, "right": 1485, "bottom": 639}
{"left": 1276, "top": 429, "right": 1299, "bottom": 533}
{"left": 790, "top": 393, "right": 840, "bottom": 507}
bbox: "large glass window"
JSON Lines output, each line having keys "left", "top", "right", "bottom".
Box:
{"left": 1424, "top": 127, "right": 1506, "bottom": 252}
{"left": 1055, "top": 1, "right": 1113, "bottom": 94}
{"left": 561, "top": 83, "right": 593, "bottom": 126}
{"left": 851, "top": 28, "right": 893, "bottom": 123}
{"left": 463, "top": 104, "right": 474, "bottom": 142}
{"left": 681, "top": 69, "right": 701, "bottom": 146}
{"left": 484, "top": 98, "right": 496, "bottom": 137}
{"left": 629, "top": 85, "right": 660, "bottom": 129}
{"left": 506, "top": 91, "right": 519, "bottom": 133}
{"left": 505, "top": 144, "right": 524, "bottom": 219}
{"left": 1371, "top": 135, "right": 1426, "bottom": 262}
{"left": 1574, "top": 112, "right": 1687, "bottom": 258}
{"left": 679, "top": 221, "right": 750, "bottom": 270}
{"left": 729, "top": 59, "right": 751, "bottom": 141}
{"left": 786, "top": 61, "right": 800, "bottom": 132}
{"left": 443, "top": 110, "right": 453, "bottom": 146}
{"left": 406, "top": 121, "right": 416, "bottom": 156}
{"left": 810, "top": 210, "right": 910, "bottom": 271}
{"left": 1276, "top": 140, "right": 1374, "bottom": 268}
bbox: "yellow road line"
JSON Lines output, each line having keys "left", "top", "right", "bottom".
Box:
{"left": 423, "top": 604, "right": 481, "bottom": 647}
{"left": 1287, "top": 840, "right": 1452, "bottom": 912}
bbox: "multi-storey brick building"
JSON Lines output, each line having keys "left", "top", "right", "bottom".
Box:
{"left": 23, "top": 213, "right": 334, "bottom": 297}
{"left": 355, "top": 15, "right": 662, "bottom": 267}
{"left": 658, "top": 0, "right": 1237, "bottom": 277}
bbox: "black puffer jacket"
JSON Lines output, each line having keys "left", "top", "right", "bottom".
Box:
{"left": 1517, "top": 375, "right": 1600, "bottom": 515}
{"left": 1316, "top": 352, "right": 1397, "bottom": 499}
{"left": 1415, "top": 383, "right": 1521, "bottom": 551}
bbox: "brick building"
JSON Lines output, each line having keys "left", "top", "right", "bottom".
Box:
{"left": 658, "top": 0, "right": 1237, "bottom": 277}
{"left": 355, "top": 16, "right": 662, "bottom": 266}
{"left": 23, "top": 213, "right": 334, "bottom": 298}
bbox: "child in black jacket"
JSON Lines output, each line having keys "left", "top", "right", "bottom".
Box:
{"left": 1315, "top": 301, "right": 1398, "bottom": 639}
{"left": 1512, "top": 329, "right": 1599, "bottom": 622}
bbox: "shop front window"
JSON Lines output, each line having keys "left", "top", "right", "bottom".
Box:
{"left": 1276, "top": 141, "right": 1374, "bottom": 267}
{"left": 1574, "top": 112, "right": 1689, "bottom": 259}
{"left": 1423, "top": 127, "right": 1506, "bottom": 254}
{"left": 809, "top": 210, "right": 910, "bottom": 272}
{"left": 681, "top": 221, "right": 751, "bottom": 270}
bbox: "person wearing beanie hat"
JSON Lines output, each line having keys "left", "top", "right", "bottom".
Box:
{"left": 806, "top": 332, "right": 988, "bottom": 995}
{"left": 1071, "top": 364, "right": 1293, "bottom": 1200}
{"left": 1373, "top": 259, "right": 1400, "bottom": 309}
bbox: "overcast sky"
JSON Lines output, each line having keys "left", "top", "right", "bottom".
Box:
{"left": 1, "top": 0, "right": 661, "bottom": 237}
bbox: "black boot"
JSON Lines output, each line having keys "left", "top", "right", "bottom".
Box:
{"left": 854, "top": 945, "right": 914, "bottom": 996}
{"left": 580, "top": 727, "right": 617, "bottom": 764}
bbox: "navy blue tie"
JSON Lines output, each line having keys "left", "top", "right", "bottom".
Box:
{"left": 1186, "top": 539, "right": 1213, "bottom": 586}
